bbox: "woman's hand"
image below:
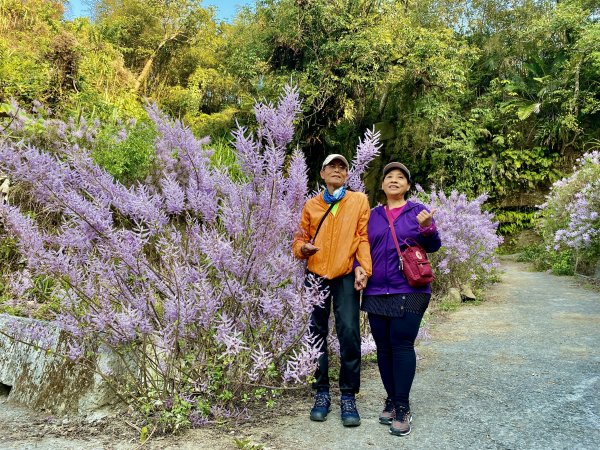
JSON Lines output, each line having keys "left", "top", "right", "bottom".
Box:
{"left": 354, "top": 266, "right": 368, "bottom": 291}
{"left": 416, "top": 208, "right": 436, "bottom": 228}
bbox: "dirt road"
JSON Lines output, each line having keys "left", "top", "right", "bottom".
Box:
{"left": 1, "top": 259, "right": 599, "bottom": 449}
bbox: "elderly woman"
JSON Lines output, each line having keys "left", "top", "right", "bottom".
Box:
{"left": 361, "top": 162, "right": 441, "bottom": 436}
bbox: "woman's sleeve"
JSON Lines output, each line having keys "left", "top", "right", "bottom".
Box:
{"left": 415, "top": 207, "right": 442, "bottom": 253}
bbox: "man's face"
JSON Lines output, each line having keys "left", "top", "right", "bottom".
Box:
{"left": 320, "top": 160, "right": 348, "bottom": 190}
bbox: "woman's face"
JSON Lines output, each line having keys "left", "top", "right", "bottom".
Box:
{"left": 382, "top": 169, "right": 411, "bottom": 200}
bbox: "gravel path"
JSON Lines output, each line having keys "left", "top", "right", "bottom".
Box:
{"left": 1, "top": 259, "right": 599, "bottom": 449}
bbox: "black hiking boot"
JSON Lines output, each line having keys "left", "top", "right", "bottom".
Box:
{"left": 340, "top": 394, "right": 361, "bottom": 427}
{"left": 310, "top": 391, "right": 331, "bottom": 421}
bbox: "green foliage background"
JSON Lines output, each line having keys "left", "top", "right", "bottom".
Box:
{"left": 1, "top": 0, "right": 599, "bottom": 239}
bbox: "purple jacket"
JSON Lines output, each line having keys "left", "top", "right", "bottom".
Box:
{"left": 363, "top": 201, "right": 442, "bottom": 296}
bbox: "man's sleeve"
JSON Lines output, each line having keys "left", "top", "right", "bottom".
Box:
{"left": 355, "top": 195, "right": 372, "bottom": 276}
{"left": 292, "top": 204, "right": 311, "bottom": 260}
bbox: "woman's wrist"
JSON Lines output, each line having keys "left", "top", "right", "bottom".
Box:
{"left": 418, "top": 223, "right": 437, "bottom": 235}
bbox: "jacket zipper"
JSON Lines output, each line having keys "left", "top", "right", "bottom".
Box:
{"left": 384, "top": 204, "right": 413, "bottom": 293}
{"left": 325, "top": 201, "right": 337, "bottom": 276}
{"left": 385, "top": 218, "right": 390, "bottom": 294}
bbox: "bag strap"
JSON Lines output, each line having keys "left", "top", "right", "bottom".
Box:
{"left": 400, "top": 236, "right": 420, "bottom": 248}
{"left": 310, "top": 200, "right": 338, "bottom": 244}
{"left": 385, "top": 206, "right": 403, "bottom": 269}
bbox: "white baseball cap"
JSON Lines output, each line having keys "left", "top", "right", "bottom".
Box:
{"left": 321, "top": 154, "right": 349, "bottom": 169}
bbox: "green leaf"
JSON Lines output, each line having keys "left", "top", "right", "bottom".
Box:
{"left": 139, "top": 426, "right": 148, "bottom": 443}
{"left": 517, "top": 103, "right": 541, "bottom": 121}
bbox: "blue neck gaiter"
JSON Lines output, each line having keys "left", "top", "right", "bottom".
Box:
{"left": 323, "top": 185, "right": 346, "bottom": 204}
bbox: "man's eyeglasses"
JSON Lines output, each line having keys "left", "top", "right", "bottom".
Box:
{"left": 325, "top": 163, "right": 347, "bottom": 171}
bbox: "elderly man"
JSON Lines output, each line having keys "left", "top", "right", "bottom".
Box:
{"left": 293, "top": 154, "right": 371, "bottom": 427}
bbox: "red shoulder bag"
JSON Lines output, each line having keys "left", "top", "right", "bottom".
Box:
{"left": 385, "top": 206, "right": 435, "bottom": 287}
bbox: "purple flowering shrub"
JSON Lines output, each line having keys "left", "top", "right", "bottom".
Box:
{"left": 0, "top": 86, "right": 381, "bottom": 429}
{"left": 414, "top": 187, "right": 503, "bottom": 295}
{"left": 0, "top": 99, "right": 154, "bottom": 185}
{"left": 538, "top": 151, "right": 600, "bottom": 274}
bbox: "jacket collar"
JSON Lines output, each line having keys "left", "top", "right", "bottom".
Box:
{"left": 375, "top": 200, "right": 417, "bottom": 219}
{"left": 319, "top": 189, "right": 351, "bottom": 206}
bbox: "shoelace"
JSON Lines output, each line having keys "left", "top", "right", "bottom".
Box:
{"left": 340, "top": 398, "right": 358, "bottom": 414}
{"left": 314, "top": 394, "right": 330, "bottom": 407}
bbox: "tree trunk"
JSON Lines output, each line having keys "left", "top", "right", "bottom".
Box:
{"left": 134, "top": 33, "right": 177, "bottom": 92}
{"left": 573, "top": 59, "right": 581, "bottom": 116}
{"left": 135, "top": 52, "right": 158, "bottom": 92}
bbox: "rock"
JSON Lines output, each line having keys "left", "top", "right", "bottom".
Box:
{"left": 447, "top": 288, "right": 462, "bottom": 304}
{"left": 0, "top": 314, "right": 123, "bottom": 417}
{"left": 460, "top": 284, "right": 477, "bottom": 301}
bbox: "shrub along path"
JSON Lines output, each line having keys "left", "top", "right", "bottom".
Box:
{"left": 1, "top": 258, "right": 599, "bottom": 449}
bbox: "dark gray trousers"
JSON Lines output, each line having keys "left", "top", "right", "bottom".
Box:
{"left": 309, "top": 272, "right": 361, "bottom": 394}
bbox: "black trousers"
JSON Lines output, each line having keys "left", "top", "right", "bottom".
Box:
{"left": 368, "top": 311, "right": 423, "bottom": 408}
{"left": 309, "top": 272, "right": 361, "bottom": 394}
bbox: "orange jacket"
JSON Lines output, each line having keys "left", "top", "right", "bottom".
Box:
{"left": 293, "top": 191, "right": 372, "bottom": 279}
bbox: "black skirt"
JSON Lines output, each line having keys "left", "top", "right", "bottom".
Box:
{"left": 361, "top": 293, "right": 430, "bottom": 317}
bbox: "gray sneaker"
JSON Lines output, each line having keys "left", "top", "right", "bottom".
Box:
{"left": 389, "top": 406, "right": 412, "bottom": 436}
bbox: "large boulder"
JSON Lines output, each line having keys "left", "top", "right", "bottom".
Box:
{"left": 0, "top": 314, "right": 120, "bottom": 416}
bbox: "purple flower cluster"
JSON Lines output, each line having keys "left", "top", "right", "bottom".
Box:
{"left": 415, "top": 187, "right": 503, "bottom": 291}
{"left": 539, "top": 151, "right": 600, "bottom": 250}
{"left": 4, "top": 315, "right": 58, "bottom": 350}
{"left": 2, "top": 100, "right": 101, "bottom": 149}
{"left": 346, "top": 128, "right": 382, "bottom": 192}
{"left": 0, "top": 85, "right": 380, "bottom": 422}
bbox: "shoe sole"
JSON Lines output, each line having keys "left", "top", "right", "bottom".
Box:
{"left": 310, "top": 409, "right": 331, "bottom": 422}
{"left": 310, "top": 415, "right": 328, "bottom": 422}
{"left": 342, "top": 420, "right": 361, "bottom": 427}
{"left": 389, "top": 426, "right": 411, "bottom": 436}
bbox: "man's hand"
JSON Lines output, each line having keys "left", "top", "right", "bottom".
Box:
{"left": 416, "top": 208, "right": 437, "bottom": 228}
{"left": 301, "top": 243, "right": 320, "bottom": 257}
{"left": 354, "top": 266, "right": 368, "bottom": 291}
